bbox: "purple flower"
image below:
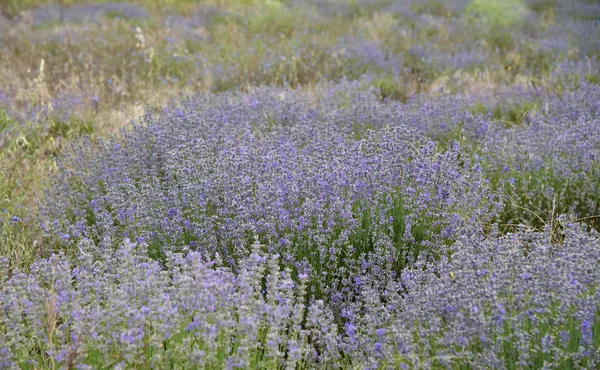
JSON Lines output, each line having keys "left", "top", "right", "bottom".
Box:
{"left": 520, "top": 272, "right": 532, "bottom": 280}
{"left": 580, "top": 319, "right": 593, "bottom": 345}
{"left": 374, "top": 342, "right": 382, "bottom": 353}
{"left": 345, "top": 323, "right": 356, "bottom": 338}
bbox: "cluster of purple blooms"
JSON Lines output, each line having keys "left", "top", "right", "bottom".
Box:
{"left": 23, "top": 78, "right": 596, "bottom": 367}
{"left": 389, "top": 77, "right": 600, "bottom": 228}
{"left": 41, "top": 75, "right": 600, "bottom": 237}
{"left": 1, "top": 219, "right": 599, "bottom": 368}
{"left": 43, "top": 86, "right": 497, "bottom": 303}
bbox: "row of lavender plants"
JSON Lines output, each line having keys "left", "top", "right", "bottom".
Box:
{"left": 0, "top": 78, "right": 591, "bottom": 367}
{"left": 2, "top": 220, "right": 599, "bottom": 368}
{"left": 43, "top": 79, "right": 600, "bottom": 241}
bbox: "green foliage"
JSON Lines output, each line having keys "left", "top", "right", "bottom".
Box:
{"left": 586, "top": 73, "right": 600, "bottom": 85}
{"left": 486, "top": 162, "right": 600, "bottom": 238}
{"left": 411, "top": 0, "right": 455, "bottom": 18}
{"left": 48, "top": 117, "right": 95, "bottom": 138}
{"left": 528, "top": 0, "right": 557, "bottom": 14}
{"left": 403, "top": 53, "right": 442, "bottom": 86}
{"left": 0, "top": 108, "right": 15, "bottom": 133}
{"left": 465, "top": 0, "right": 530, "bottom": 29}
{"left": 0, "top": 110, "right": 95, "bottom": 268}
{"left": 471, "top": 101, "right": 539, "bottom": 127}
{"left": 487, "top": 31, "right": 516, "bottom": 54}
{"left": 371, "top": 76, "right": 408, "bottom": 102}
{"left": 246, "top": 1, "right": 297, "bottom": 37}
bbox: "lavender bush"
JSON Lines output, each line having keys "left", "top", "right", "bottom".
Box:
{"left": 0, "top": 238, "right": 339, "bottom": 369}
{"left": 332, "top": 222, "right": 600, "bottom": 369}
{"left": 463, "top": 81, "right": 600, "bottom": 232}
{"left": 329, "top": 78, "right": 600, "bottom": 232}
{"left": 42, "top": 87, "right": 497, "bottom": 304}
{"left": 1, "top": 225, "right": 599, "bottom": 368}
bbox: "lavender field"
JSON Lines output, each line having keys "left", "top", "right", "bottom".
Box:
{"left": 1, "top": 0, "right": 599, "bottom": 368}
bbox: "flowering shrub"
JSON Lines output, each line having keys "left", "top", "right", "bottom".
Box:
{"left": 327, "top": 223, "right": 600, "bottom": 369}
{"left": 43, "top": 87, "right": 497, "bottom": 304}
{"left": 0, "top": 238, "right": 340, "bottom": 369}
{"left": 1, "top": 225, "right": 599, "bottom": 368}
{"left": 471, "top": 81, "right": 600, "bottom": 232}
